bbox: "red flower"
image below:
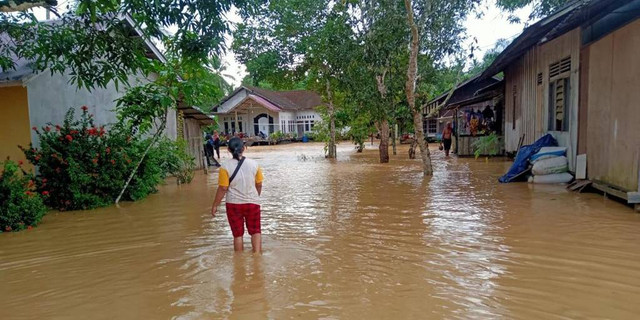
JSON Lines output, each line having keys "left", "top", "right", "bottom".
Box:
{"left": 42, "top": 191, "right": 49, "bottom": 196}
{"left": 81, "top": 105, "right": 88, "bottom": 111}
{"left": 27, "top": 226, "right": 33, "bottom": 230}
{"left": 55, "top": 125, "right": 61, "bottom": 131}
{"left": 25, "top": 191, "right": 32, "bottom": 196}
{"left": 70, "top": 130, "right": 78, "bottom": 135}
{"left": 35, "top": 155, "right": 41, "bottom": 161}
{"left": 92, "top": 158, "right": 98, "bottom": 164}
{"left": 18, "top": 160, "right": 23, "bottom": 166}
{"left": 88, "top": 128, "right": 97, "bottom": 136}
{"left": 126, "top": 159, "right": 131, "bottom": 164}
{"left": 65, "top": 135, "right": 73, "bottom": 142}
{"left": 110, "top": 159, "right": 116, "bottom": 165}
{"left": 106, "top": 147, "right": 111, "bottom": 154}
{"left": 32, "top": 126, "right": 37, "bottom": 131}
{"left": 44, "top": 126, "right": 51, "bottom": 132}
{"left": 5, "top": 226, "right": 11, "bottom": 232}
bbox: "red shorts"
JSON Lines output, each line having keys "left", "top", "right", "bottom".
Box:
{"left": 226, "top": 203, "right": 261, "bottom": 237}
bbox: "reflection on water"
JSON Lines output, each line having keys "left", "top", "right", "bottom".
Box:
{"left": 2, "top": 143, "right": 640, "bottom": 319}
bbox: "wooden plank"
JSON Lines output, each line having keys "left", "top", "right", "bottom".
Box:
{"left": 576, "top": 154, "right": 587, "bottom": 180}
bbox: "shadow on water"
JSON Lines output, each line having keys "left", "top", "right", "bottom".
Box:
{"left": 1, "top": 142, "right": 640, "bottom": 319}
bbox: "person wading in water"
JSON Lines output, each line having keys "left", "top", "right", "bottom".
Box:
{"left": 211, "top": 137, "right": 265, "bottom": 253}
{"left": 441, "top": 122, "right": 453, "bottom": 157}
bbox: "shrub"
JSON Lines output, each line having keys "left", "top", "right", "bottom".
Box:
{"left": 156, "top": 138, "right": 195, "bottom": 185}
{"left": 472, "top": 133, "right": 502, "bottom": 159}
{"left": 21, "top": 107, "right": 169, "bottom": 211}
{"left": 0, "top": 160, "right": 48, "bottom": 232}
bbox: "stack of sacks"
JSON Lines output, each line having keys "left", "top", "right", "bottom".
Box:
{"left": 527, "top": 147, "right": 573, "bottom": 184}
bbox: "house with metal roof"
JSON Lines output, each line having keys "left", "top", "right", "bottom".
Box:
{"left": 422, "top": 74, "right": 503, "bottom": 156}
{"left": 211, "top": 86, "right": 324, "bottom": 138}
{"left": 480, "top": 0, "right": 640, "bottom": 207}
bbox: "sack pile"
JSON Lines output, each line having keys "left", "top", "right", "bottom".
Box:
{"left": 527, "top": 147, "right": 573, "bottom": 184}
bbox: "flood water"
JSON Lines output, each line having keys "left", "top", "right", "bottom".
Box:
{"left": 2, "top": 142, "right": 640, "bottom": 319}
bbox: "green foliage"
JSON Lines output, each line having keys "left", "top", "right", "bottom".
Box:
{"left": 347, "top": 114, "right": 376, "bottom": 153}
{"left": 269, "top": 131, "right": 284, "bottom": 143}
{"left": 0, "top": 160, "right": 48, "bottom": 232}
{"left": 472, "top": 133, "right": 502, "bottom": 159}
{"left": 496, "top": 0, "right": 572, "bottom": 22}
{"left": 1, "top": 0, "right": 252, "bottom": 90}
{"left": 156, "top": 138, "right": 195, "bottom": 185}
{"left": 21, "top": 107, "right": 169, "bottom": 211}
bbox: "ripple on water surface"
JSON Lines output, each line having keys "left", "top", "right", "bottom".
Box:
{"left": 1, "top": 143, "right": 640, "bottom": 319}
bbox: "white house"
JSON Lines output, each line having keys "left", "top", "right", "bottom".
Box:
{"left": 0, "top": 16, "right": 214, "bottom": 168}
{"left": 211, "top": 86, "right": 324, "bottom": 137}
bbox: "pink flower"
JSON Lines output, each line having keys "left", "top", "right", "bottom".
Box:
{"left": 65, "top": 135, "right": 73, "bottom": 142}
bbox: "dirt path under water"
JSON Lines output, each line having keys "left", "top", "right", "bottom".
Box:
{"left": 1, "top": 142, "right": 640, "bottom": 319}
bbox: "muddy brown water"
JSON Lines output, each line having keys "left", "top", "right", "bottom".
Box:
{"left": 2, "top": 143, "right": 640, "bottom": 319}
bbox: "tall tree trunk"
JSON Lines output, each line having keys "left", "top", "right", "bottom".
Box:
{"left": 378, "top": 120, "right": 390, "bottom": 163}
{"left": 326, "top": 79, "right": 337, "bottom": 159}
{"left": 375, "top": 70, "right": 390, "bottom": 163}
{"left": 392, "top": 122, "right": 397, "bottom": 155}
{"left": 404, "top": 0, "right": 432, "bottom": 175}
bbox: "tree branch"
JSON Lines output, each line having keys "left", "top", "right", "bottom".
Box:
{"left": 0, "top": 0, "right": 56, "bottom": 13}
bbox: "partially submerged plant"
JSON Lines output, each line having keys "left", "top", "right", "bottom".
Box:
{"left": 472, "top": 133, "right": 502, "bottom": 160}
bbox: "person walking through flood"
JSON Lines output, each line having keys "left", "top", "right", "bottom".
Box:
{"left": 441, "top": 122, "right": 453, "bottom": 157}
{"left": 211, "top": 137, "right": 265, "bottom": 253}
{"left": 213, "top": 130, "right": 221, "bottom": 160}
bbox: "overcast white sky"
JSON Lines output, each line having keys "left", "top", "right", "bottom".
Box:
{"left": 34, "top": 1, "right": 533, "bottom": 88}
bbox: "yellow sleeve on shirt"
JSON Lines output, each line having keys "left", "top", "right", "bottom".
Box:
{"left": 218, "top": 168, "right": 230, "bottom": 187}
{"left": 256, "top": 167, "right": 264, "bottom": 184}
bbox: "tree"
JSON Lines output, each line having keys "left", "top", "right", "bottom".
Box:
{"left": 1, "top": 0, "right": 252, "bottom": 90}
{"left": 233, "top": 0, "right": 354, "bottom": 159}
{"left": 496, "top": 0, "right": 573, "bottom": 22}
{"left": 403, "top": 0, "right": 478, "bottom": 175}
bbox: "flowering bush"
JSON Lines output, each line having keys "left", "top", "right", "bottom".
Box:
{"left": 0, "top": 160, "right": 48, "bottom": 232}
{"left": 21, "top": 107, "right": 168, "bottom": 211}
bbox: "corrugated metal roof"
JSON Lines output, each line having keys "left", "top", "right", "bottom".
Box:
{"left": 480, "top": 0, "right": 628, "bottom": 79}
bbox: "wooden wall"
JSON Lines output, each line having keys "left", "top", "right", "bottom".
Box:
{"left": 586, "top": 20, "right": 640, "bottom": 191}
{"left": 503, "top": 28, "right": 581, "bottom": 170}
{"left": 183, "top": 118, "right": 205, "bottom": 170}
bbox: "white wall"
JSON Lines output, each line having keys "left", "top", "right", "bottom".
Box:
{"left": 25, "top": 71, "right": 177, "bottom": 147}
{"left": 217, "top": 89, "right": 248, "bottom": 113}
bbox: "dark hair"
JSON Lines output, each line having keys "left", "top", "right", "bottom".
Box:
{"left": 228, "top": 137, "right": 245, "bottom": 160}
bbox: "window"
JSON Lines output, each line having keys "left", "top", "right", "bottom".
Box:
{"left": 548, "top": 78, "right": 570, "bottom": 131}
{"left": 548, "top": 56, "right": 571, "bottom": 132}
{"left": 428, "top": 119, "right": 437, "bottom": 134}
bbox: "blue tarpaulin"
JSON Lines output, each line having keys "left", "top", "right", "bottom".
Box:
{"left": 498, "top": 134, "right": 558, "bottom": 183}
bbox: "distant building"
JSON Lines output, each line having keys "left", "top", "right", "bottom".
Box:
{"left": 0, "top": 16, "right": 214, "bottom": 168}
{"left": 480, "top": 0, "right": 640, "bottom": 206}
{"left": 423, "top": 74, "right": 504, "bottom": 156}
{"left": 211, "top": 86, "right": 324, "bottom": 137}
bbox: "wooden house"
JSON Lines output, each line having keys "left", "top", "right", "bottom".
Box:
{"left": 423, "top": 74, "right": 503, "bottom": 156}
{"left": 481, "top": 0, "right": 640, "bottom": 206}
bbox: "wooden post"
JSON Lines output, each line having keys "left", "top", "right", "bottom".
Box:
{"left": 234, "top": 110, "right": 239, "bottom": 135}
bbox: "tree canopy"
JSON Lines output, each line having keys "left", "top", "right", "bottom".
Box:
{"left": 0, "top": 0, "right": 253, "bottom": 90}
